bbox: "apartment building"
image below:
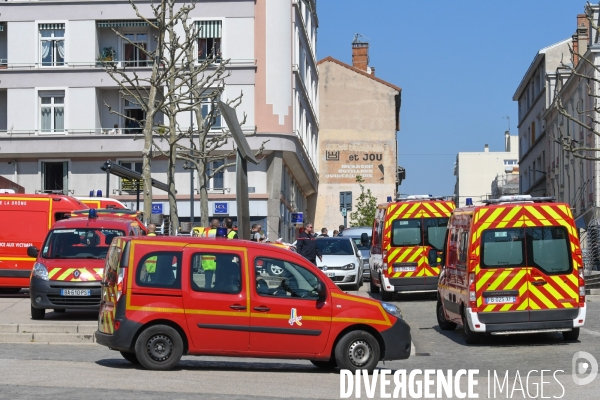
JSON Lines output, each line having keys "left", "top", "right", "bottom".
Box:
{"left": 314, "top": 39, "right": 401, "bottom": 231}
{"left": 453, "top": 133, "right": 519, "bottom": 206}
{"left": 0, "top": 0, "right": 319, "bottom": 241}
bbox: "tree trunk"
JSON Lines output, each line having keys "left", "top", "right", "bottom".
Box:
{"left": 166, "top": 3, "right": 179, "bottom": 233}
{"left": 198, "top": 162, "right": 209, "bottom": 226}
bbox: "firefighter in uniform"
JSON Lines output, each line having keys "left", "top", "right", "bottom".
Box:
{"left": 224, "top": 217, "right": 238, "bottom": 239}
{"left": 205, "top": 219, "right": 220, "bottom": 238}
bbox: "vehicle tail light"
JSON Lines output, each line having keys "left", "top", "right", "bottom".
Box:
{"left": 113, "top": 320, "right": 120, "bottom": 331}
{"left": 468, "top": 272, "right": 477, "bottom": 310}
{"left": 117, "top": 267, "right": 126, "bottom": 301}
{"left": 382, "top": 249, "right": 388, "bottom": 276}
{"left": 578, "top": 267, "right": 585, "bottom": 307}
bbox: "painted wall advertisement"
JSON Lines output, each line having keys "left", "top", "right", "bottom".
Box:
{"left": 322, "top": 149, "right": 385, "bottom": 184}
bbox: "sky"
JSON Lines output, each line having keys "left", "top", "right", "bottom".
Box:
{"left": 316, "top": 0, "right": 589, "bottom": 197}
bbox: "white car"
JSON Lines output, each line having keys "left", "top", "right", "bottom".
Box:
{"left": 316, "top": 237, "right": 364, "bottom": 290}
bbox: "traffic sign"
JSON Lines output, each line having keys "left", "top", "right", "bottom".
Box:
{"left": 341, "top": 208, "right": 347, "bottom": 217}
{"left": 339, "top": 191, "right": 352, "bottom": 211}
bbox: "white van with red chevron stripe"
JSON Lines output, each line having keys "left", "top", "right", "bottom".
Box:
{"left": 369, "top": 195, "right": 455, "bottom": 300}
{"left": 436, "top": 195, "right": 586, "bottom": 344}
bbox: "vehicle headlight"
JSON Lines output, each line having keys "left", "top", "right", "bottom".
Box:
{"left": 32, "top": 262, "right": 49, "bottom": 281}
{"left": 342, "top": 263, "right": 356, "bottom": 270}
{"left": 381, "top": 301, "right": 403, "bottom": 320}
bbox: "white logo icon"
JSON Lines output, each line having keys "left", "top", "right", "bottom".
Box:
{"left": 572, "top": 351, "right": 598, "bottom": 386}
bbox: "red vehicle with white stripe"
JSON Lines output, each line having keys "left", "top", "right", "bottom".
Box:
{"left": 27, "top": 210, "right": 144, "bottom": 319}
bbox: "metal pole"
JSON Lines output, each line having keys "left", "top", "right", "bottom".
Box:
{"left": 136, "top": 181, "right": 140, "bottom": 211}
{"left": 190, "top": 108, "right": 194, "bottom": 227}
{"left": 344, "top": 215, "right": 347, "bottom": 229}
{"left": 236, "top": 149, "right": 250, "bottom": 240}
{"left": 106, "top": 166, "right": 110, "bottom": 200}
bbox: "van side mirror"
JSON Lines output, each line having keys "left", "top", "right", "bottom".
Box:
{"left": 428, "top": 249, "right": 440, "bottom": 267}
{"left": 315, "top": 281, "right": 327, "bottom": 300}
{"left": 27, "top": 246, "right": 39, "bottom": 258}
{"left": 360, "top": 232, "right": 370, "bottom": 246}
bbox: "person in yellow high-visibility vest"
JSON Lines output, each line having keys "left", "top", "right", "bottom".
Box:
{"left": 224, "top": 218, "right": 238, "bottom": 239}
{"left": 141, "top": 255, "right": 157, "bottom": 282}
{"left": 202, "top": 255, "right": 217, "bottom": 289}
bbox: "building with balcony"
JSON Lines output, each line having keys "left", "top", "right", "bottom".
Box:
{"left": 0, "top": 0, "right": 319, "bottom": 241}
{"left": 513, "top": 37, "right": 570, "bottom": 197}
{"left": 453, "top": 132, "right": 519, "bottom": 206}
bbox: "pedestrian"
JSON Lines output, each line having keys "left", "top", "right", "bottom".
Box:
{"left": 224, "top": 217, "right": 238, "bottom": 239}
{"left": 318, "top": 228, "right": 329, "bottom": 237}
{"left": 206, "top": 218, "right": 220, "bottom": 237}
{"left": 250, "top": 224, "right": 261, "bottom": 241}
{"left": 147, "top": 223, "right": 157, "bottom": 236}
{"left": 333, "top": 230, "right": 339, "bottom": 237}
{"left": 338, "top": 225, "right": 345, "bottom": 236}
{"left": 109, "top": 124, "right": 121, "bottom": 135}
{"left": 295, "top": 222, "right": 322, "bottom": 265}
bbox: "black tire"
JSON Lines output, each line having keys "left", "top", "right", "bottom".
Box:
{"left": 335, "top": 330, "right": 380, "bottom": 374}
{"left": 53, "top": 309, "right": 66, "bottom": 313}
{"left": 120, "top": 351, "right": 140, "bottom": 364}
{"left": 369, "top": 275, "right": 380, "bottom": 293}
{"left": 562, "top": 328, "right": 580, "bottom": 341}
{"left": 0, "top": 288, "right": 22, "bottom": 295}
{"left": 311, "top": 359, "right": 337, "bottom": 370}
{"left": 462, "top": 313, "right": 481, "bottom": 345}
{"left": 381, "top": 289, "right": 393, "bottom": 301}
{"left": 135, "top": 324, "right": 183, "bottom": 370}
{"left": 31, "top": 305, "right": 45, "bottom": 320}
{"left": 437, "top": 299, "right": 457, "bottom": 330}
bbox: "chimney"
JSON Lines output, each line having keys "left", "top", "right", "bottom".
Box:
{"left": 370, "top": 66, "right": 375, "bottom": 76}
{"left": 573, "top": 14, "right": 590, "bottom": 67}
{"left": 505, "top": 131, "right": 511, "bottom": 152}
{"left": 352, "top": 41, "right": 369, "bottom": 72}
{"left": 484, "top": 144, "right": 489, "bottom": 153}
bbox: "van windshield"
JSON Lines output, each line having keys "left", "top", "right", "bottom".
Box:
{"left": 481, "top": 226, "right": 572, "bottom": 274}
{"left": 42, "top": 228, "right": 125, "bottom": 260}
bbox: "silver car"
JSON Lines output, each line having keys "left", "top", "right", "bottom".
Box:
{"left": 316, "top": 237, "right": 364, "bottom": 290}
{"left": 339, "top": 227, "right": 372, "bottom": 281}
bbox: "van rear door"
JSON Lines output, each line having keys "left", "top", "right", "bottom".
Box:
{"left": 522, "top": 205, "right": 580, "bottom": 321}
{"left": 98, "top": 238, "right": 128, "bottom": 334}
{"left": 475, "top": 206, "right": 529, "bottom": 324}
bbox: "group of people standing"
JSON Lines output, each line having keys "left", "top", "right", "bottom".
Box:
{"left": 316, "top": 224, "right": 345, "bottom": 238}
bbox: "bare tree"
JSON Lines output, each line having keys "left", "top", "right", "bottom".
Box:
{"left": 552, "top": 2, "right": 600, "bottom": 160}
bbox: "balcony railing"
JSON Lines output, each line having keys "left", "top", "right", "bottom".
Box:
{"left": 0, "top": 59, "right": 257, "bottom": 70}
{"left": 1, "top": 128, "right": 145, "bottom": 136}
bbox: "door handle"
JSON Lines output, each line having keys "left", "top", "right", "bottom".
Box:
{"left": 532, "top": 280, "right": 547, "bottom": 286}
{"left": 229, "top": 304, "right": 247, "bottom": 310}
{"left": 253, "top": 306, "right": 271, "bottom": 312}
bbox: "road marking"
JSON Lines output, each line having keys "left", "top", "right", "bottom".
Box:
{"left": 581, "top": 327, "right": 600, "bottom": 337}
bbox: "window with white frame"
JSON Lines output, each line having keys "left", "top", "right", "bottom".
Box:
{"left": 123, "top": 33, "right": 148, "bottom": 67}
{"left": 197, "top": 21, "right": 222, "bottom": 61}
{"left": 40, "top": 24, "right": 65, "bottom": 66}
{"left": 201, "top": 93, "right": 222, "bottom": 129}
{"left": 207, "top": 160, "right": 224, "bottom": 189}
{"left": 40, "top": 91, "right": 65, "bottom": 133}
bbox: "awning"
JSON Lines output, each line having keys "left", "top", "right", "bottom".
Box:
{"left": 97, "top": 20, "right": 157, "bottom": 28}
{"left": 39, "top": 23, "right": 65, "bottom": 30}
{"left": 196, "top": 20, "right": 221, "bottom": 38}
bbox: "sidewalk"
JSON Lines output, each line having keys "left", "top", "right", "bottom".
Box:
{"left": 0, "top": 289, "right": 97, "bottom": 344}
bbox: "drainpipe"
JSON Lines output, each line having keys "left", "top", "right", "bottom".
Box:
{"left": 12, "top": 160, "right": 17, "bottom": 185}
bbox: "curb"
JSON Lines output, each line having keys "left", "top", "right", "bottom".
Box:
{"left": 0, "top": 323, "right": 97, "bottom": 343}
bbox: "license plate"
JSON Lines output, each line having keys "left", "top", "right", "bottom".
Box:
{"left": 485, "top": 296, "right": 516, "bottom": 304}
{"left": 60, "top": 289, "right": 91, "bottom": 297}
{"left": 394, "top": 266, "right": 416, "bottom": 272}
{"left": 326, "top": 272, "right": 335, "bottom": 277}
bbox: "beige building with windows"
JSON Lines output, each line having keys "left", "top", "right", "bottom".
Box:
{"left": 314, "top": 39, "right": 401, "bottom": 231}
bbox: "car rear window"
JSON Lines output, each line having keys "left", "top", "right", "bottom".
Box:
{"left": 391, "top": 219, "right": 422, "bottom": 246}
{"left": 481, "top": 227, "right": 572, "bottom": 274}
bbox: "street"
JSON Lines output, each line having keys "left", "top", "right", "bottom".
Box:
{"left": 1, "top": 287, "right": 599, "bottom": 399}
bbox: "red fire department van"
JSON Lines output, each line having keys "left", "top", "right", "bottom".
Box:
{"left": 0, "top": 194, "right": 88, "bottom": 294}
{"left": 27, "top": 210, "right": 144, "bottom": 319}
{"left": 70, "top": 209, "right": 148, "bottom": 234}
{"left": 436, "top": 195, "right": 586, "bottom": 344}
{"left": 76, "top": 197, "right": 128, "bottom": 210}
{"left": 369, "top": 195, "right": 456, "bottom": 300}
{"left": 95, "top": 237, "right": 412, "bottom": 372}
